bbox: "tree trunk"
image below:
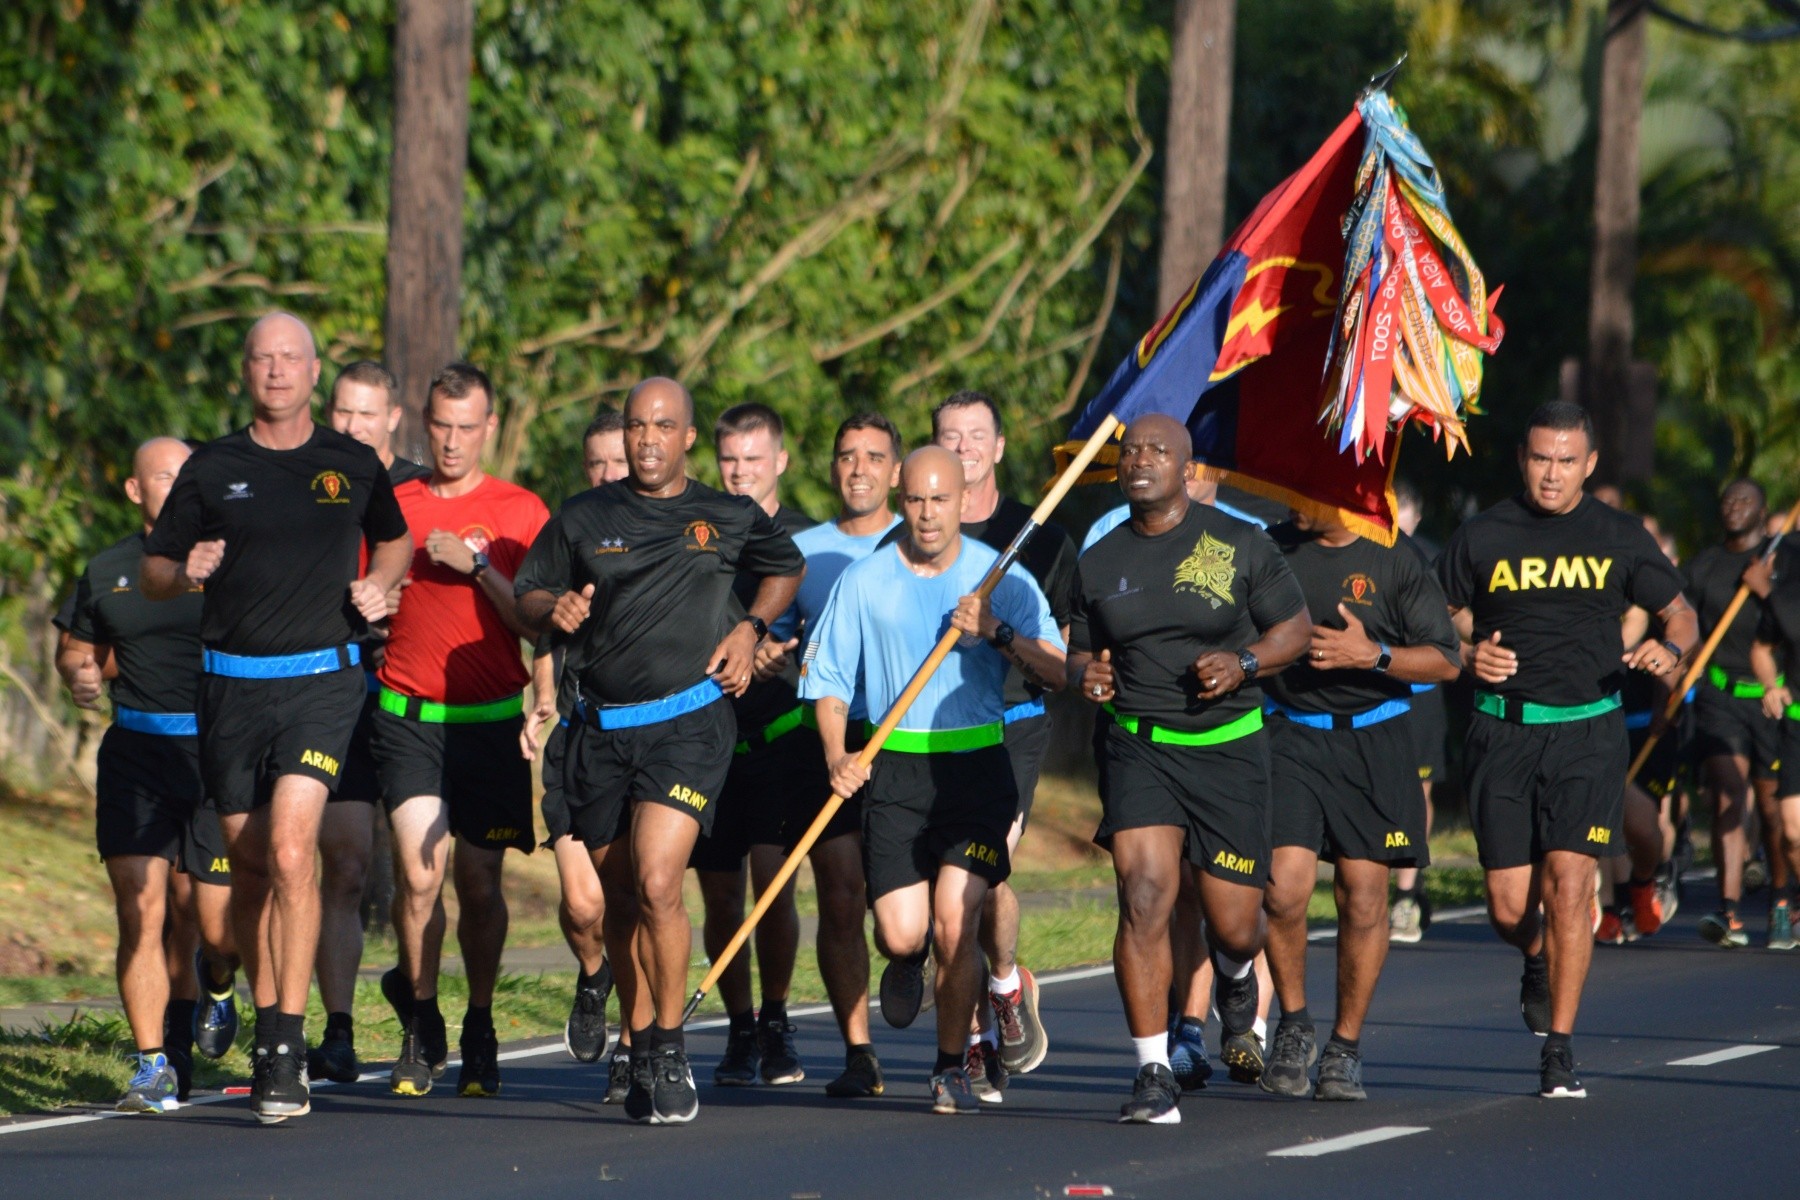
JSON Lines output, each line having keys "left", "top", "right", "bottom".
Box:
{"left": 1586, "top": 1, "right": 1649, "bottom": 485}
{"left": 384, "top": 0, "right": 473, "bottom": 463}
{"left": 1158, "top": 0, "right": 1237, "bottom": 316}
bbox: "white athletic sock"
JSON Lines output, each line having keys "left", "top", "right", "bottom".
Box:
{"left": 989, "top": 967, "right": 1020, "bottom": 995}
{"left": 968, "top": 1030, "right": 984, "bottom": 1048}
{"left": 1253, "top": 1017, "right": 1268, "bottom": 1043}
{"left": 1215, "top": 953, "right": 1253, "bottom": 981}
{"left": 1133, "top": 1034, "right": 1171, "bottom": 1069}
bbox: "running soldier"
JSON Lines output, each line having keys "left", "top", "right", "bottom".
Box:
{"left": 1066, "top": 414, "right": 1311, "bottom": 1125}
{"left": 1439, "top": 402, "right": 1695, "bottom": 1099}
{"left": 1751, "top": 552, "right": 1800, "bottom": 948}
{"left": 1389, "top": 477, "right": 1447, "bottom": 944}
{"left": 582, "top": 409, "right": 628, "bottom": 489}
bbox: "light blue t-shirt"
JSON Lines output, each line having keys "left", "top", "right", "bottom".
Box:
{"left": 1081, "top": 499, "right": 1266, "bottom": 554}
{"left": 800, "top": 537, "right": 1062, "bottom": 733}
{"left": 777, "top": 514, "right": 901, "bottom": 719}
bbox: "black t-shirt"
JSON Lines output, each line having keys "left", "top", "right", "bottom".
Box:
{"left": 53, "top": 533, "right": 204, "bottom": 714}
{"left": 1684, "top": 542, "right": 1767, "bottom": 679}
{"left": 1261, "top": 524, "right": 1459, "bottom": 715}
{"left": 1071, "top": 501, "right": 1306, "bottom": 732}
{"left": 514, "top": 479, "right": 805, "bottom": 706}
{"left": 387, "top": 455, "right": 432, "bottom": 485}
{"left": 1756, "top": 575, "right": 1800, "bottom": 670}
{"left": 144, "top": 426, "right": 408, "bottom": 655}
{"left": 731, "top": 502, "right": 818, "bottom": 731}
{"left": 1439, "top": 494, "right": 1684, "bottom": 707}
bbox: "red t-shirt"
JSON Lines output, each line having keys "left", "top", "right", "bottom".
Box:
{"left": 378, "top": 475, "right": 550, "bottom": 704}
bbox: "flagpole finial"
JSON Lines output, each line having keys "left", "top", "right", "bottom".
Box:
{"left": 1363, "top": 54, "right": 1408, "bottom": 97}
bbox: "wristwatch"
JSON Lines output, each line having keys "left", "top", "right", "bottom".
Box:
{"left": 1659, "top": 638, "right": 1682, "bottom": 663}
{"left": 1372, "top": 643, "right": 1393, "bottom": 673}
{"left": 988, "top": 622, "right": 1016, "bottom": 650}
{"left": 744, "top": 614, "right": 770, "bottom": 641}
{"left": 1236, "top": 648, "right": 1259, "bottom": 681}
{"left": 469, "top": 550, "right": 490, "bottom": 579}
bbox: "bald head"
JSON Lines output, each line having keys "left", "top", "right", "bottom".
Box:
{"left": 242, "top": 311, "right": 321, "bottom": 423}
{"left": 243, "top": 311, "right": 317, "bottom": 362}
{"left": 133, "top": 436, "right": 190, "bottom": 480}
{"left": 127, "top": 437, "right": 192, "bottom": 529}
{"left": 622, "top": 376, "right": 699, "bottom": 495}
{"left": 1125, "top": 414, "right": 1191, "bottom": 460}
{"left": 626, "top": 376, "right": 695, "bottom": 427}
{"left": 898, "top": 446, "right": 966, "bottom": 562}
{"left": 1118, "top": 414, "right": 1193, "bottom": 513}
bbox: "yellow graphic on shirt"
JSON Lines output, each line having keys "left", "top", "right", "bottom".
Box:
{"left": 1174, "top": 532, "right": 1238, "bottom": 608}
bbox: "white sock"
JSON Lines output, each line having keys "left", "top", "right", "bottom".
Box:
{"left": 968, "top": 1030, "right": 985, "bottom": 1048}
{"left": 1253, "top": 1017, "right": 1268, "bottom": 1043}
{"left": 1215, "top": 953, "right": 1252, "bottom": 981}
{"left": 1133, "top": 1034, "right": 1170, "bottom": 1069}
{"left": 989, "top": 967, "right": 1020, "bottom": 995}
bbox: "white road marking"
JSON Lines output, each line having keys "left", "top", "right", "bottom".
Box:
{"left": 1309, "top": 904, "right": 1487, "bottom": 941}
{"left": 1268, "top": 1126, "right": 1430, "bottom": 1157}
{"left": 1667, "top": 1044, "right": 1780, "bottom": 1068}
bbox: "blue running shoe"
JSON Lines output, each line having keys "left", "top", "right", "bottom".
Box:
{"left": 193, "top": 950, "right": 240, "bottom": 1059}
{"left": 117, "top": 1052, "right": 179, "bottom": 1113}
{"left": 1167, "top": 1017, "right": 1212, "bottom": 1090}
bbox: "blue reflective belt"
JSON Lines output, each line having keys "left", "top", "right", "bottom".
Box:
{"left": 1410, "top": 682, "right": 1438, "bottom": 696}
{"left": 576, "top": 678, "right": 723, "bottom": 731}
{"left": 202, "top": 645, "right": 359, "bottom": 679}
{"left": 1266, "top": 697, "right": 1412, "bottom": 731}
{"left": 1624, "top": 711, "right": 1653, "bottom": 731}
{"left": 114, "top": 706, "right": 199, "bottom": 736}
{"left": 1003, "top": 697, "right": 1047, "bottom": 725}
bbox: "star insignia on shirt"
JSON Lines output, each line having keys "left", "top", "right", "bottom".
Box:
{"left": 593, "top": 537, "right": 628, "bottom": 554}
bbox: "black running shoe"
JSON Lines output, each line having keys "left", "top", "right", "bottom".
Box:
{"left": 878, "top": 951, "right": 933, "bottom": 1029}
{"left": 248, "top": 1044, "right": 271, "bottom": 1111}
{"left": 823, "top": 1048, "right": 885, "bottom": 1098}
{"left": 307, "top": 1027, "right": 360, "bottom": 1085}
{"left": 257, "top": 1042, "right": 310, "bottom": 1124}
{"left": 1118, "top": 1062, "right": 1181, "bottom": 1124}
{"left": 965, "top": 1040, "right": 1008, "bottom": 1104}
{"left": 649, "top": 1044, "right": 699, "bottom": 1125}
{"left": 390, "top": 1029, "right": 433, "bottom": 1097}
{"left": 1538, "top": 1042, "right": 1585, "bottom": 1099}
{"left": 565, "top": 969, "right": 611, "bottom": 1064}
{"left": 928, "top": 1066, "right": 979, "bottom": 1114}
{"left": 192, "top": 950, "right": 239, "bottom": 1060}
{"left": 713, "top": 1022, "right": 760, "bottom": 1086}
{"left": 419, "top": 1009, "right": 449, "bottom": 1079}
{"left": 624, "top": 1052, "right": 654, "bottom": 1122}
{"left": 603, "top": 1051, "right": 632, "bottom": 1104}
{"left": 1215, "top": 969, "right": 1263, "bottom": 1084}
{"left": 1519, "top": 954, "right": 1551, "bottom": 1036}
{"left": 1259, "top": 1021, "right": 1317, "bottom": 1097}
{"left": 458, "top": 1027, "right": 501, "bottom": 1097}
{"left": 758, "top": 1015, "right": 804, "bottom": 1085}
{"left": 1313, "top": 1043, "right": 1366, "bottom": 1101}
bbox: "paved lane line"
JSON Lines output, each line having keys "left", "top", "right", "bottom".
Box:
{"left": 1667, "top": 1044, "right": 1780, "bottom": 1068}
{"left": 1268, "top": 1126, "right": 1429, "bottom": 1158}
{"left": 1308, "top": 904, "right": 1486, "bottom": 941}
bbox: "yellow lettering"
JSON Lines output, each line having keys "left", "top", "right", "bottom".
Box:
{"left": 1211, "top": 851, "right": 1256, "bottom": 875}
{"left": 1586, "top": 826, "right": 1611, "bottom": 844}
{"left": 1384, "top": 831, "right": 1411, "bottom": 848}
{"left": 299, "top": 749, "right": 340, "bottom": 776}
{"left": 210, "top": 857, "right": 230, "bottom": 873}
{"left": 1586, "top": 557, "right": 1613, "bottom": 589}
{"left": 667, "top": 784, "right": 708, "bottom": 811}
{"left": 963, "top": 843, "right": 1000, "bottom": 866}
{"left": 1548, "top": 557, "right": 1590, "bottom": 589}
{"left": 1487, "top": 560, "right": 1518, "bottom": 592}
{"left": 1519, "top": 557, "right": 1548, "bottom": 589}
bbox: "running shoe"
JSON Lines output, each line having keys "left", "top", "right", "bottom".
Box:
{"left": 116, "top": 1052, "right": 179, "bottom": 1114}
{"left": 648, "top": 1044, "right": 699, "bottom": 1125}
{"left": 564, "top": 966, "right": 612, "bottom": 1063}
{"left": 1767, "top": 900, "right": 1796, "bottom": 951}
{"left": 248, "top": 1042, "right": 271, "bottom": 1111}
{"left": 965, "top": 1040, "right": 1008, "bottom": 1104}
{"left": 307, "top": 1026, "right": 360, "bottom": 1085}
{"left": 603, "top": 1050, "right": 632, "bottom": 1104}
{"left": 928, "top": 1066, "right": 979, "bottom": 1115}
{"left": 1595, "top": 909, "right": 1627, "bottom": 945}
{"left": 1259, "top": 1020, "right": 1317, "bottom": 1097}
{"left": 1538, "top": 1042, "right": 1585, "bottom": 1099}
{"left": 390, "top": 1029, "right": 433, "bottom": 1096}
{"left": 1389, "top": 895, "right": 1423, "bottom": 945}
{"left": 1314, "top": 1043, "right": 1366, "bottom": 1101}
{"left": 824, "top": 1047, "right": 885, "bottom": 1098}
{"left": 257, "top": 1041, "right": 310, "bottom": 1123}
{"left": 192, "top": 950, "right": 239, "bottom": 1059}
{"left": 1743, "top": 855, "right": 1769, "bottom": 893}
{"left": 1215, "top": 968, "right": 1263, "bottom": 1084}
{"left": 758, "top": 1014, "right": 804, "bottom": 1085}
{"left": 1628, "top": 879, "right": 1665, "bottom": 937}
{"left": 990, "top": 965, "right": 1048, "bottom": 1074}
{"left": 458, "top": 1026, "right": 501, "bottom": 1097}
{"left": 624, "top": 1052, "right": 654, "bottom": 1122}
{"left": 713, "top": 1021, "right": 760, "bottom": 1086}
{"left": 878, "top": 951, "right": 933, "bottom": 1029}
{"left": 1698, "top": 909, "right": 1748, "bottom": 948}
{"left": 419, "top": 1009, "right": 449, "bottom": 1079}
{"left": 1519, "top": 955, "right": 1551, "bottom": 1035}
{"left": 1166, "top": 1016, "right": 1212, "bottom": 1090}
{"left": 1118, "top": 1062, "right": 1181, "bottom": 1125}
{"left": 1658, "top": 874, "right": 1681, "bottom": 923}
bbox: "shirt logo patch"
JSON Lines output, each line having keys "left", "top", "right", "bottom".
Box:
{"left": 1342, "top": 573, "right": 1377, "bottom": 605}
{"left": 225, "top": 482, "right": 253, "bottom": 501}
{"left": 592, "top": 537, "right": 628, "bottom": 555}
{"left": 1174, "top": 532, "right": 1238, "bottom": 609}
{"left": 460, "top": 525, "right": 493, "bottom": 554}
{"left": 684, "top": 520, "right": 720, "bottom": 552}
{"left": 114, "top": 576, "right": 132, "bottom": 592}
{"left": 311, "top": 471, "right": 351, "bottom": 504}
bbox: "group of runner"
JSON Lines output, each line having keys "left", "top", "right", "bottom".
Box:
{"left": 52, "top": 309, "right": 1797, "bottom": 1127}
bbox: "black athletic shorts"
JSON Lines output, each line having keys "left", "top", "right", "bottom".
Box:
{"left": 691, "top": 724, "right": 856, "bottom": 871}
{"left": 863, "top": 743, "right": 1016, "bottom": 901}
{"left": 1409, "top": 687, "right": 1448, "bottom": 783}
{"left": 198, "top": 668, "right": 365, "bottom": 815}
{"left": 95, "top": 726, "right": 229, "bottom": 883}
{"left": 1693, "top": 687, "right": 1780, "bottom": 780}
{"left": 1776, "top": 716, "right": 1800, "bottom": 799}
{"left": 1003, "top": 709, "right": 1051, "bottom": 830}
{"left": 335, "top": 685, "right": 382, "bottom": 804}
{"left": 560, "top": 697, "right": 736, "bottom": 849}
{"left": 1627, "top": 719, "right": 1680, "bottom": 800}
{"left": 1268, "top": 713, "right": 1430, "bottom": 866}
{"left": 1093, "top": 718, "right": 1272, "bottom": 887}
{"left": 540, "top": 719, "right": 573, "bottom": 845}
{"left": 1463, "top": 709, "right": 1628, "bottom": 869}
{"left": 368, "top": 706, "right": 534, "bottom": 853}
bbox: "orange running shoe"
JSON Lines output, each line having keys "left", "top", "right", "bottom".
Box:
{"left": 1628, "top": 880, "right": 1664, "bottom": 936}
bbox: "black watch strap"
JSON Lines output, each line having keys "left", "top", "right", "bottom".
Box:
{"left": 745, "top": 615, "right": 769, "bottom": 640}
{"left": 989, "top": 622, "right": 1016, "bottom": 649}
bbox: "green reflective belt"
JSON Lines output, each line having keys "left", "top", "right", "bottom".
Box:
{"left": 1474, "top": 691, "right": 1620, "bottom": 725}
{"left": 1104, "top": 704, "right": 1263, "bottom": 746}
{"left": 1786, "top": 702, "right": 1800, "bottom": 722}
{"left": 377, "top": 687, "right": 524, "bottom": 724}
{"left": 1706, "top": 664, "right": 1780, "bottom": 700}
{"left": 867, "top": 722, "right": 1004, "bottom": 754}
{"left": 733, "top": 704, "right": 817, "bottom": 755}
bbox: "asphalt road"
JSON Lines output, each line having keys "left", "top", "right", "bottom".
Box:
{"left": 4, "top": 881, "right": 1796, "bottom": 1199}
